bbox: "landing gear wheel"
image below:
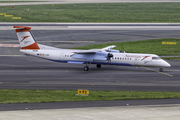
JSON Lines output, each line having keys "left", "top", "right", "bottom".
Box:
{"left": 84, "top": 66, "right": 89, "bottom": 71}
{"left": 159, "top": 68, "right": 163, "bottom": 72}
{"left": 96, "top": 64, "right": 101, "bottom": 68}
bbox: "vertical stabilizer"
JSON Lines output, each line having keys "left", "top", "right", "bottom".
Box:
{"left": 14, "top": 26, "right": 39, "bottom": 49}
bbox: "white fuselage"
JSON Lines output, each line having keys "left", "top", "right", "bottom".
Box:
{"left": 20, "top": 49, "right": 171, "bottom": 68}
{"left": 13, "top": 26, "right": 171, "bottom": 70}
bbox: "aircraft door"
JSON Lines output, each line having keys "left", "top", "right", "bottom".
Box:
{"left": 134, "top": 58, "right": 138, "bottom": 65}
{"left": 60, "top": 53, "right": 64, "bottom": 60}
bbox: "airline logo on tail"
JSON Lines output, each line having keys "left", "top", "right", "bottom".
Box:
{"left": 14, "top": 26, "right": 40, "bottom": 50}
{"left": 21, "top": 36, "right": 30, "bottom": 42}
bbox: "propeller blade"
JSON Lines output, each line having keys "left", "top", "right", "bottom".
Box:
{"left": 107, "top": 53, "right": 113, "bottom": 63}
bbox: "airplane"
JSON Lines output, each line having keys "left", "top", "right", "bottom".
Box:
{"left": 13, "top": 26, "right": 171, "bottom": 72}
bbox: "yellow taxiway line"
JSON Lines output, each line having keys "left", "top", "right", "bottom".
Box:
{"left": 142, "top": 66, "right": 173, "bottom": 77}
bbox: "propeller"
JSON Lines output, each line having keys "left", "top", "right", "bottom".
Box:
{"left": 105, "top": 46, "right": 115, "bottom": 63}
{"left": 107, "top": 48, "right": 113, "bottom": 63}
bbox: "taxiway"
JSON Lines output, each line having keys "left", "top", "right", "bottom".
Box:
{"left": 0, "top": 56, "right": 179, "bottom": 92}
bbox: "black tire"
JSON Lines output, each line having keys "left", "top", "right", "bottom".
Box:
{"left": 96, "top": 64, "right": 101, "bottom": 68}
{"left": 159, "top": 68, "right": 163, "bottom": 72}
{"left": 84, "top": 66, "right": 89, "bottom": 71}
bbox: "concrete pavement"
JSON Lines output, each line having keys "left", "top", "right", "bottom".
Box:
{"left": 2, "top": 23, "right": 180, "bottom": 30}
{"left": 1, "top": 104, "right": 180, "bottom": 120}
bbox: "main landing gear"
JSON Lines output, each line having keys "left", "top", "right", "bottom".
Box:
{"left": 96, "top": 64, "right": 101, "bottom": 68}
{"left": 159, "top": 68, "right": 163, "bottom": 72}
{"left": 83, "top": 63, "right": 102, "bottom": 71}
{"left": 83, "top": 62, "right": 90, "bottom": 71}
{"left": 83, "top": 66, "right": 89, "bottom": 71}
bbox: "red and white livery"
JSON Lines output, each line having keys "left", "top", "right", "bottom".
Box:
{"left": 14, "top": 26, "right": 171, "bottom": 71}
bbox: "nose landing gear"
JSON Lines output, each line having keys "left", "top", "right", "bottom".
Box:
{"left": 159, "top": 68, "right": 163, "bottom": 72}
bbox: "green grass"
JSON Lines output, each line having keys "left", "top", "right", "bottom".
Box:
{"left": 1, "top": 2, "right": 180, "bottom": 22}
{"left": 0, "top": 89, "right": 180, "bottom": 103}
{"left": 73, "top": 38, "right": 180, "bottom": 56}
{"left": 162, "top": 57, "right": 180, "bottom": 60}
{"left": 0, "top": 1, "right": 44, "bottom": 3}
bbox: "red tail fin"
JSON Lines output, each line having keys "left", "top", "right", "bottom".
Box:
{"left": 14, "top": 26, "right": 40, "bottom": 50}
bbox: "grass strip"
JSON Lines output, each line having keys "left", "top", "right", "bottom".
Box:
{"left": 162, "top": 57, "right": 180, "bottom": 60}
{"left": 0, "top": 1, "right": 44, "bottom": 3}
{"left": 73, "top": 38, "right": 180, "bottom": 56}
{"left": 0, "top": 89, "right": 180, "bottom": 103}
{"left": 1, "top": 2, "right": 180, "bottom": 22}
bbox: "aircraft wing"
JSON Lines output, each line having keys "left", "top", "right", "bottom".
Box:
{"left": 71, "top": 51, "right": 108, "bottom": 62}
{"left": 101, "top": 45, "right": 116, "bottom": 51}
{"left": 73, "top": 51, "right": 96, "bottom": 54}
{"left": 89, "top": 45, "right": 117, "bottom": 52}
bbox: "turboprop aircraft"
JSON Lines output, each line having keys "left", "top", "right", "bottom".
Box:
{"left": 14, "top": 26, "right": 171, "bottom": 72}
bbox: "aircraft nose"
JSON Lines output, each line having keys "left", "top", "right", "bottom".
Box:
{"left": 163, "top": 60, "right": 171, "bottom": 67}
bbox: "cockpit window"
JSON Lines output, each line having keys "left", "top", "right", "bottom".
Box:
{"left": 152, "top": 57, "right": 161, "bottom": 60}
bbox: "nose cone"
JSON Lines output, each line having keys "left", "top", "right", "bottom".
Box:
{"left": 162, "top": 60, "right": 171, "bottom": 67}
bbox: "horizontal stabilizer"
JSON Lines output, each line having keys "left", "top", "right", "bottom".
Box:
{"left": 14, "top": 26, "right": 31, "bottom": 31}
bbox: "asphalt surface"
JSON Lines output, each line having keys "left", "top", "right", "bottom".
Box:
{"left": 0, "top": 56, "right": 180, "bottom": 111}
{"left": 0, "top": 24, "right": 180, "bottom": 111}
{"left": 1, "top": 0, "right": 180, "bottom": 117}
{"left": 1, "top": 23, "right": 180, "bottom": 111}
{"left": 1, "top": 27, "right": 180, "bottom": 54}
{"left": 0, "top": 56, "right": 179, "bottom": 91}
{"left": 0, "top": 98, "right": 180, "bottom": 111}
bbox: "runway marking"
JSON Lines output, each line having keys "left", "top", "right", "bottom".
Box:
{"left": 37, "top": 41, "right": 95, "bottom": 43}
{"left": 0, "top": 63, "right": 176, "bottom": 75}
{"left": 0, "top": 64, "right": 29, "bottom": 67}
{"left": 0, "top": 41, "right": 94, "bottom": 43}
{"left": 0, "top": 70, "right": 79, "bottom": 73}
{"left": 167, "top": 70, "right": 180, "bottom": 72}
{"left": 0, "top": 55, "right": 24, "bottom": 56}
{"left": 0, "top": 44, "right": 20, "bottom": 47}
{"left": 142, "top": 67, "right": 173, "bottom": 77}
{"left": 37, "top": 32, "right": 101, "bottom": 39}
